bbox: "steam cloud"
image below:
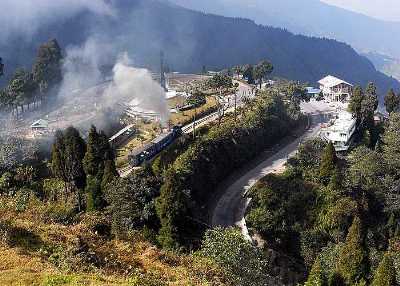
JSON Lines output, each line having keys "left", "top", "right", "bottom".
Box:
{"left": 104, "top": 54, "right": 170, "bottom": 123}
{"left": 56, "top": 39, "right": 170, "bottom": 130}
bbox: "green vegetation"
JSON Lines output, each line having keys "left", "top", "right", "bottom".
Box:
{"left": 200, "top": 227, "right": 273, "bottom": 286}
{"left": 0, "top": 39, "right": 62, "bottom": 114}
{"left": 246, "top": 104, "right": 400, "bottom": 285}
{"left": 156, "top": 88, "right": 305, "bottom": 248}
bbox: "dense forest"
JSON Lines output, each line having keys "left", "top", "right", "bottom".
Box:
{"left": 1, "top": 0, "right": 399, "bottom": 96}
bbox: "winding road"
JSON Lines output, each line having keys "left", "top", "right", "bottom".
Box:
{"left": 211, "top": 101, "right": 337, "bottom": 239}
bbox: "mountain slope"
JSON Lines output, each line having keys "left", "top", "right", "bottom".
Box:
{"left": 0, "top": 0, "right": 399, "bottom": 95}
{"left": 168, "top": 0, "right": 400, "bottom": 58}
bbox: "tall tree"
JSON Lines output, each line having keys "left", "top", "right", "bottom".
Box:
{"left": 305, "top": 257, "right": 326, "bottom": 286}
{"left": 361, "top": 83, "right": 379, "bottom": 131}
{"left": 242, "top": 64, "right": 254, "bottom": 84}
{"left": 371, "top": 253, "right": 397, "bottom": 286}
{"left": 349, "top": 86, "right": 364, "bottom": 123}
{"left": 51, "top": 127, "right": 86, "bottom": 210}
{"left": 83, "top": 126, "right": 102, "bottom": 177}
{"left": 383, "top": 112, "right": 400, "bottom": 179}
{"left": 319, "top": 142, "right": 337, "bottom": 185}
{"left": 32, "top": 39, "right": 63, "bottom": 98}
{"left": 384, "top": 88, "right": 400, "bottom": 114}
{"left": 6, "top": 69, "right": 37, "bottom": 114}
{"left": 336, "top": 216, "right": 367, "bottom": 285}
{"left": 155, "top": 168, "right": 188, "bottom": 249}
{"left": 253, "top": 60, "right": 273, "bottom": 88}
{"left": 83, "top": 126, "right": 116, "bottom": 210}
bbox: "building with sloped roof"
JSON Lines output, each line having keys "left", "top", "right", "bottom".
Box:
{"left": 320, "top": 111, "right": 356, "bottom": 151}
{"left": 318, "top": 75, "right": 353, "bottom": 102}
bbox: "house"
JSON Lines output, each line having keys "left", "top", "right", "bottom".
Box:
{"left": 320, "top": 111, "right": 356, "bottom": 151}
{"left": 318, "top": 75, "right": 353, "bottom": 102}
{"left": 31, "top": 119, "right": 49, "bottom": 131}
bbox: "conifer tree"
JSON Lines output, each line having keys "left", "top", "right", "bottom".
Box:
{"left": 83, "top": 126, "right": 117, "bottom": 210}
{"left": 384, "top": 88, "right": 400, "bottom": 114}
{"left": 156, "top": 168, "right": 187, "bottom": 249}
{"left": 63, "top": 127, "right": 86, "bottom": 211}
{"left": 349, "top": 86, "right": 363, "bottom": 122}
{"left": 371, "top": 253, "right": 397, "bottom": 286}
{"left": 319, "top": 142, "right": 337, "bottom": 185}
{"left": 101, "top": 160, "right": 118, "bottom": 190}
{"left": 305, "top": 257, "right": 326, "bottom": 286}
{"left": 336, "top": 216, "right": 366, "bottom": 285}
{"left": 83, "top": 125, "right": 101, "bottom": 177}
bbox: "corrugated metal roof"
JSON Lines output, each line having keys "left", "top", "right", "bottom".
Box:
{"left": 318, "top": 75, "right": 353, "bottom": 88}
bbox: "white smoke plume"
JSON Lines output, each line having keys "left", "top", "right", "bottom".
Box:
{"left": 59, "top": 37, "right": 116, "bottom": 96}
{"left": 0, "top": 0, "right": 115, "bottom": 41}
{"left": 104, "top": 54, "right": 170, "bottom": 122}
{"left": 54, "top": 38, "right": 170, "bottom": 131}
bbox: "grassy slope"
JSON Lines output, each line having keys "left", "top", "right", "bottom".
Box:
{"left": 0, "top": 197, "right": 228, "bottom": 286}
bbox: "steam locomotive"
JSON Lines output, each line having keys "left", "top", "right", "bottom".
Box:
{"left": 128, "top": 126, "right": 182, "bottom": 167}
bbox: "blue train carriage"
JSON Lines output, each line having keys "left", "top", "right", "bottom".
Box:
{"left": 128, "top": 126, "right": 182, "bottom": 167}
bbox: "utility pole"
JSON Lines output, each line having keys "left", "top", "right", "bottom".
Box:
{"left": 234, "top": 83, "right": 239, "bottom": 125}
{"left": 193, "top": 106, "right": 197, "bottom": 140}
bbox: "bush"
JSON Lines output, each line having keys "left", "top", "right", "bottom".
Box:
{"left": 200, "top": 227, "right": 274, "bottom": 286}
{"left": 41, "top": 202, "right": 77, "bottom": 225}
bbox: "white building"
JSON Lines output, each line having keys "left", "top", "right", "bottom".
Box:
{"left": 320, "top": 111, "right": 356, "bottom": 151}
{"left": 318, "top": 75, "right": 353, "bottom": 102}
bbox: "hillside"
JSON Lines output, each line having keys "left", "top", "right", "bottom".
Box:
{"left": 167, "top": 0, "right": 400, "bottom": 58}
{"left": 0, "top": 0, "right": 399, "bottom": 95}
{"left": 364, "top": 52, "right": 400, "bottom": 81}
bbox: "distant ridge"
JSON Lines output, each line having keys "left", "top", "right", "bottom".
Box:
{"left": 0, "top": 0, "right": 399, "bottom": 96}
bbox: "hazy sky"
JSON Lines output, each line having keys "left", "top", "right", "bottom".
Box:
{"left": 321, "top": 0, "right": 400, "bottom": 21}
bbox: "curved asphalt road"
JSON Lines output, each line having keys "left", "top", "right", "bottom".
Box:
{"left": 211, "top": 102, "right": 335, "bottom": 240}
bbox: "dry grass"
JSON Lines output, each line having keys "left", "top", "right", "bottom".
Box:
{"left": 0, "top": 196, "right": 229, "bottom": 286}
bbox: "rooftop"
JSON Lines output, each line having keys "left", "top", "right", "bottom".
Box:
{"left": 318, "top": 75, "right": 353, "bottom": 88}
{"left": 322, "top": 110, "right": 356, "bottom": 142}
{"left": 31, "top": 119, "right": 49, "bottom": 129}
{"left": 306, "top": 87, "right": 321, "bottom": 94}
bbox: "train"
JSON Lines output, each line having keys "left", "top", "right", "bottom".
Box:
{"left": 128, "top": 126, "right": 182, "bottom": 167}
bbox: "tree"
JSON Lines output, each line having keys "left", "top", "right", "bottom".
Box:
{"left": 83, "top": 126, "right": 101, "bottom": 177}
{"left": 319, "top": 142, "right": 337, "bottom": 185}
{"left": 371, "top": 253, "right": 397, "bottom": 286}
{"left": 51, "top": 127, "right": 86, "bottom": 210}
{"left": 32, "top": 39, "right": 63, "bottom": 98}
{"left": 383, "top": 113, "right": 400, "bottom": 179}
{"left": 105, "top": 169, "right": 161, "bottom": 236}
{"left": 384, "top": 89, "right": 400, "bottom": 114}
{"left": 6, "top": 69, "right": 37, "bottom": 114}
{"left": 233, "top": 65, "right": 242, "bottom": 78}
{"left": 242, "top": 64, "right": 254, "bottom": 84}
{"left": 253, "top": 60, "right": 273, "bottom": 88}
{"left": 361, "top": 83, "right": 379, "bottom": 131}
{"left": 200, "top": 227, "right": 272, "bottom": 286}
{"left": 155, "top": 168, "right": 188, "bottom": 249}
{"left": 101, "top": 160, "right": 118, "bottom": 190}
{"left": 305, "top": 257, "right": 326, "bottom": 286}
{"left": 349, "top": 86, "right": 363, "bottom": 122}
{"left": 83, "top": 126, "right": 116, "bottom": 210}
{"left": 347, "top": 146, "right": 385, "bottom": 192}
{"left": 336, "top": 217, "right": 367, "bottom": 285}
